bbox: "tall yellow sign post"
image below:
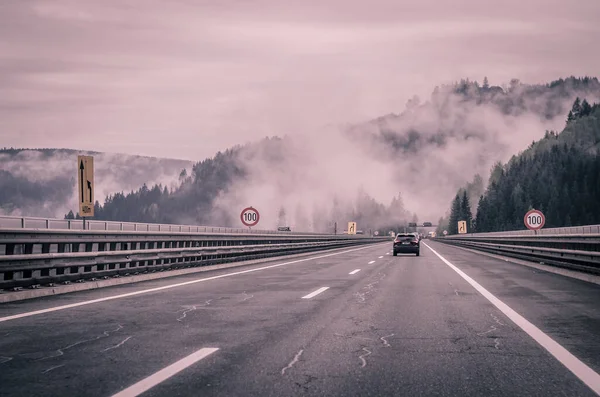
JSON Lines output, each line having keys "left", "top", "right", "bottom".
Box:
{"left": 347, "top": 222, "right": 357, "bottom": 235}
{"left": 78, "top": 156, "right": 95, "bottom": 219}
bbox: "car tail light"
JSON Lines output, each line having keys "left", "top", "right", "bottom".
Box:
{"left": 410, "top": 240, "right": 418, "bottom": 245}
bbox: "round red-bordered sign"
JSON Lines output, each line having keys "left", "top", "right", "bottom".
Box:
{"left": 524, "top": 209, "right": 545, "bottom": 230}
{"left": 240, "top": 207, "right": 260, "bottom": 227}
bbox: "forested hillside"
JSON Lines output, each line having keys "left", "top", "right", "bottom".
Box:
{"left": 74, "top": 137, "right": 416, "bottom": 233}
{"left": 345, "top": 76, "right": 600, "bottom": 220}
{"left": 349, "top": 76, "right": 600, "bottom": 156}
{"left": 439, "top": 98, "right": 600, "bottom": 234}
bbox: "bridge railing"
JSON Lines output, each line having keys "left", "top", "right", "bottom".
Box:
{"left": 449, "top": 224, "right": 600, "bottom": 237}
{"left": 434, "top": 224, "right": 600, "bottom": 275}
{"left": 0, "top": 216, "right": 388, "bottom": 291}
{"left": 0, "top": 215, "right": 332, "bottom": 235}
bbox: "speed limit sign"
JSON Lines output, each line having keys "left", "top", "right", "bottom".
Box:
{"left": 524, "top": 209, "right": 545, "bottom": 230}
{"left": 240, "top": 207, "right": 260, "bottom": 227}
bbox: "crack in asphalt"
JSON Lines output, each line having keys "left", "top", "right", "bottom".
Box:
{"left": 281, "top": 349, "right": 304, "bottom": 375}
{"left": 380, "top": 334, "right": 394, "bottom": 347}
{"left": 477, "top": 325, "right": 498, "bottom": 337}
{"left": 101, "top": 336, "right": 132, "bottom": 352}
{"left": 176, "top": 300, "right": 212, "bottom": 322}
{"left": 491, "top": 313, "right": 506, "bottom": 326}
{"left": 176, "top": 306, "right": 197, "bottom": 322}
{"left": 358, "top": 347, "right": 372, "bottom": 367}
{"left": 241, "top": 291, "right": 254, "bottom": 302}
{"left": 42, "top": 364, "right": 65, "bottom": 374}
{"left": 36, "top": 324, "right": 123, "bottom": 361}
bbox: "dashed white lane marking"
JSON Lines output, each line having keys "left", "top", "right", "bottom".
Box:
{"left": 424, "top": 242, "right": 600, "bottom": 395}
{"left": 111, "top": 347, "right": 219, "bottom": 397}
{"left": 302, "top": 287, "right": 330, "bottom": 299}
{"left": 0, "top": 243, "right": 387, "bottom": 323}
{"left": 349, "top": 269, "right": 361, "bottom": 275}
{"left": 378, "top": 256, "right": 384, "bottom": 259}
{"left": 368, "top": 261, "right": 375, "bottom": 264}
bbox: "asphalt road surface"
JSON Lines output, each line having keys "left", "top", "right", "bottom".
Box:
{"left": 1, "top": 241, "right": 599, "bottom": 397}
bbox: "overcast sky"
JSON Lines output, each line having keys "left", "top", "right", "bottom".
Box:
{"left": 1, "top": 0, "right": 599, "bottom": 161}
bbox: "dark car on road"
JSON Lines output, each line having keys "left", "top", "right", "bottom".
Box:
{"left": 393, "top": 233, "right": 420, "bottom": 256}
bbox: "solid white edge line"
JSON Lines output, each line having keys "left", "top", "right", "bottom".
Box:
{"left": 368, "top": 260, "right": 375, "bottom": 264}
{"left": 111, "top": 347, "right": 219, "bottom": 397}
{"left": 349, "top": 269, "right": 361, "bottom": 275}
{"left": 423, "top": 242, "right": 600, "bottom": 395}
{"left": 0, "top": 243, "right": 388, "bottom": 323}
{"left": 302, "top": 287, "right": 330, "bottom": 299}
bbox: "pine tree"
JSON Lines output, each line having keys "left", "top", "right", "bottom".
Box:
{"left": 460, "top": 190, "right": 473, "bottom": 232}
{"left": 93, "top": 201, "right": 102, "bottom": 219}
{"left": 448, "top": 194, "right": 461, "bottom": 234}
{"left": 475, "top": 195, "right": 485, "bottom": 232}
{"left": 581, "top": 99, "right": 592, "bottom": 117}
{"left": 572, "top": 97, "right": 582, "bottom": 118}
{"left": 483, "top": 76, "right": 489, "bottom": 90}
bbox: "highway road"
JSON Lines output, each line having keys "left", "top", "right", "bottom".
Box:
{"left": 1, "top": 241, "right": 599, "bottom": 396}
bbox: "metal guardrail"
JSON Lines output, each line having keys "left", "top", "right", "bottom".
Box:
{"left": 435, "top": 226, "right": 600, "bottom": 275}
{"left": 453, "top": 224, "right": 600, "bottom": 237}
{"left": 0, "top": 226, "right": 387, "bottom": 290}
{"left": 0, "top": 215, "right": 335, "bottom": 235}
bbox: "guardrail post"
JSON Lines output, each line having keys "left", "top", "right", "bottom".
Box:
{"left": 105, "top": 222, "right": 108, "bottom": 230}
{"left": 134, "top": 224, "right": 137, "bottom": 231}
{"left": 21, "top": 217, "right": 25, "bottom": 228}
{"left": 120, "top": 223, "right": 123, "bottom": 231}
{"left": 46, "top": 219, "right": 49, "bottom": 229}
